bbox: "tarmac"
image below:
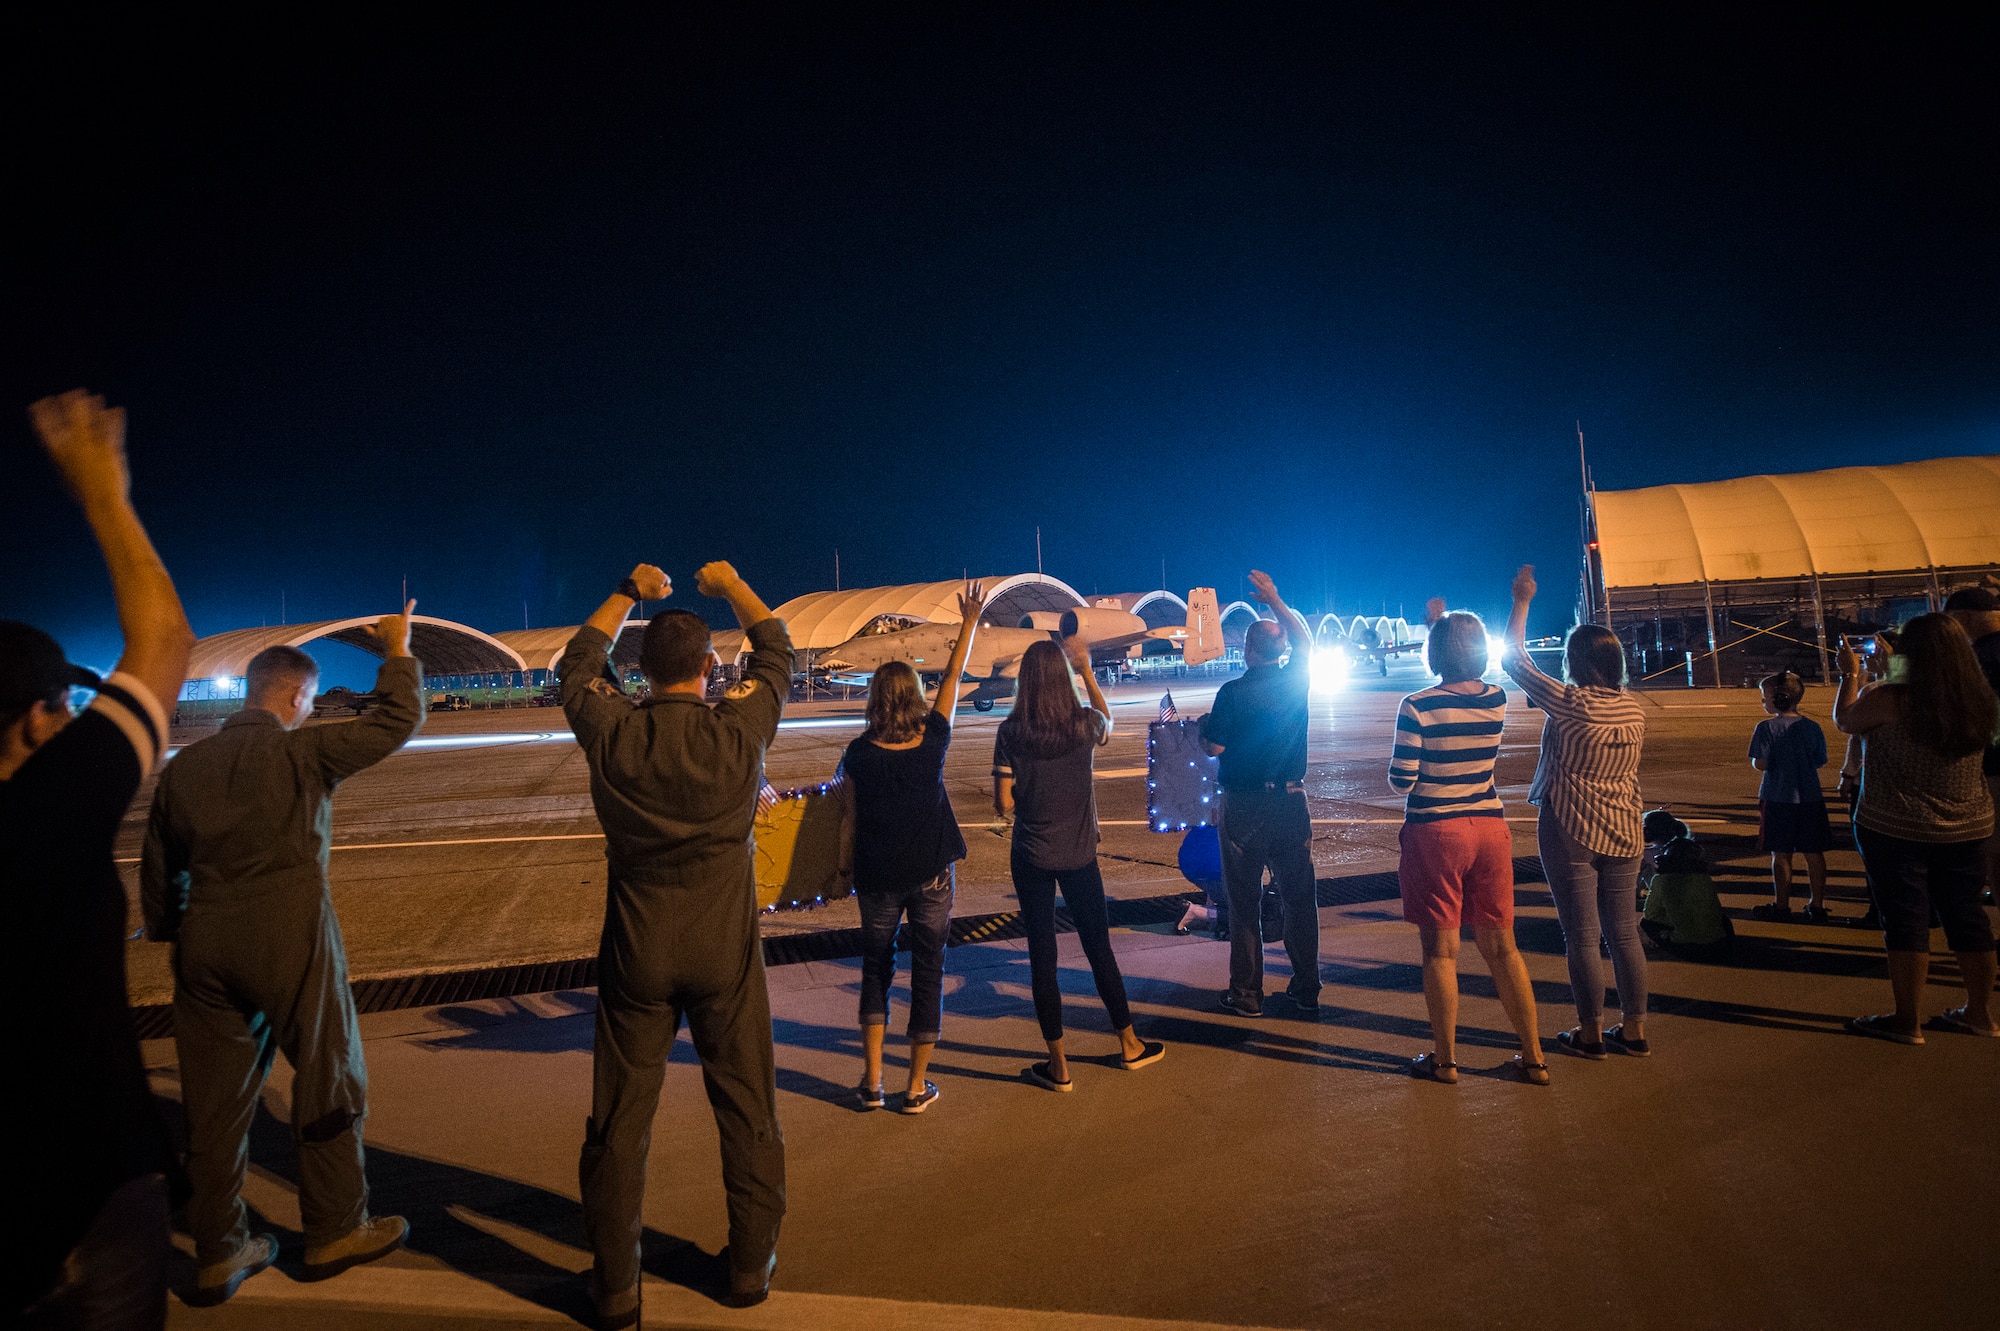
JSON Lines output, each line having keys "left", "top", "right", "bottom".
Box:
{"left": 129, "top": 664, "right": 1999, "bottom": 1328}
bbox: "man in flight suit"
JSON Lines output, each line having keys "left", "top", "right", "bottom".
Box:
{"left": 561, "top": 560, "right": 792, "bottom": 1327}
{"left": 1201, "top": 570, "right": 1321, "bottom": 1017}
{"left": 142, "top": 604, "right": 424, "bottom": 1306}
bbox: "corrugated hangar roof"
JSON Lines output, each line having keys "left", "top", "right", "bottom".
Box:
{"left": 772, "top": 574, "right": 1086, "bottom": 650}
{"left": 495, "top": 622, "right": 646, "bottom": 673}
{"left": 188, "top": 616, "right": 527, "bottom": 680}
{"left": 1593, "top": 455, "right": 2000, "bottom": 588}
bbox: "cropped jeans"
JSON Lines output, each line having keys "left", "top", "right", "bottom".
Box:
{"left": 857, "top": 867, "right": 955, "bottom": 1044}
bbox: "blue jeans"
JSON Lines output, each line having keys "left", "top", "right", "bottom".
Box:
{"left": 1537, "top": 815, "right": 1648, "bottom": 1028}
{"left": 857, "top": 868, "right": 955, "bottom": 1044}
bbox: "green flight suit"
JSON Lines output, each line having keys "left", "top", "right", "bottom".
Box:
{"left": 560, "top": 617, "right": 791, "bottom": 1297}
{"left": 141, "top": 657, "right": 423, "bottom": 1266}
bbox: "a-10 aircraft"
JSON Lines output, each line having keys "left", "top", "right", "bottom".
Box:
{"left": 816, "top": 588, "right": 1225, "bottom": 710}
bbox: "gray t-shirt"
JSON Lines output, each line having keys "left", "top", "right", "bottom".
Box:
{"left": 993, "top": 709, "right": 1109, "bottom": 871}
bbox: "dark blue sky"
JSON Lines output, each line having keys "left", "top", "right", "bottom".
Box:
{"left": 8, "top": 6, "right": 1997, "bottom": 675}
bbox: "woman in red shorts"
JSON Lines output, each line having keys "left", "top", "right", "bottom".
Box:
{"left": 1389, "top": 612, "right": 1548, "bottom": 1084}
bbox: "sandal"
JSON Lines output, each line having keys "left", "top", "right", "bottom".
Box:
{"left": 1749, "top": 902, "right": 1795, "bottom": 922}
{"left": 1408, "top": 1053, "right": 1458, "bottom": 1083}
{"left": 1510, "top": 1055, "right": 1551, "bottom": 1086}
{"left": 1556, "top": 1028, "right": 1607, "bottom": 1060}
{"left": 1603, "top": 1024, "right": 1651, "bottom": 1057}
{"left": 1925, "top": 1007, "right": 2000, "bottom": 1038}
{"left": 1847, "top": 1013, "right": 1923, "bottom": 1046}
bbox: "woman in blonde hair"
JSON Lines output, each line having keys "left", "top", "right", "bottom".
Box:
{"left": 834, "top": 581, "right": 986, "bottom": 1113}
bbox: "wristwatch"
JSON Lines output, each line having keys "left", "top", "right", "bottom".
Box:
{"left": 616, "top": 577, "right": 644, "bottom": 601}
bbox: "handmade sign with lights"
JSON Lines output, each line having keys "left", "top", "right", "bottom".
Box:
{"left": 1147, "top": 719, "right": 1219, "bottom": 833}
{"left": 751, "top": 783, "right": 848, "bottom": 912}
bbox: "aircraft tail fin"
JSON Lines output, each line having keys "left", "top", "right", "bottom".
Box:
{"left": 1183, "top": 587, "right": 1222, "bottom": 665}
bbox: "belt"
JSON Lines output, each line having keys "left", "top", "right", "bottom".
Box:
{"left": 1223, "top": 781, "right": 1304, "bottom": 795}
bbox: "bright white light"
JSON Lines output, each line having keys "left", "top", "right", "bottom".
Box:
{"left": 212, "top": 675, "right": 231, "bottom": 687}
{"left": 1310, "top": 649, "right": 1347, "bottom": 693}
{"left": 1486, "top": 637, "right": 1506, "bottom": 676}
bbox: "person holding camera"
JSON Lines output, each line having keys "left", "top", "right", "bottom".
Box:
{"left": 1834, "top": 618, "right": 1997, "bottom": 1043}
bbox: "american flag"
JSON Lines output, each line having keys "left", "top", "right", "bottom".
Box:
{"left": 1158, "top": 692, "right": 1177, "bottom": 722}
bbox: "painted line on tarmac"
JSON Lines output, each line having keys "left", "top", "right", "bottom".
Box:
{"left": 212, "top": 1259, "right": 1303, "bottom": 1330}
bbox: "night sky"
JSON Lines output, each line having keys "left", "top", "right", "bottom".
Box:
{"left": 8, "top": 7, "right": 1997, "bottom": 682}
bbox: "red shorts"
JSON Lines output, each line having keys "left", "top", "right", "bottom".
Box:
{"left": 1398, "top": 817, "right": 1516, "bottom": 930}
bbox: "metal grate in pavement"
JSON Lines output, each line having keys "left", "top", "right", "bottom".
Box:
{"left": 129, "top": 857, "right": 1549, "bottom": 1040}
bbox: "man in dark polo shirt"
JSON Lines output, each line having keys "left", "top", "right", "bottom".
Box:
{"left": 144, "top": 608, "right": 425, "bottom": 1305}
{"left": 1201, "top": 570, "right": 1319, "bottom": 1017}
{"left": 5, "top": 390, "right": 193, "bottom": 1328}
{"left": 561, "top": 559, "right": 792, "bottom": 1326}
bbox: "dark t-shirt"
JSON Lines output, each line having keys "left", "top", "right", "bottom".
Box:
{"left": 1201, "top": 658, "right": 1310, "bottom": 790}
{"left": 1973, "top": 630, "right": 2000, "bottom": 777}
{"left": 1, "top": 674, "right": 175, "bottom": 1308}
{"left": 840, "top": 711, "right": 967, "bottom": 892}
{"left": 1748, "top": 715, "right": 1827, "bottom": 803}
{"left": 993, "top": 709, "right": 1108, "bottom": 870}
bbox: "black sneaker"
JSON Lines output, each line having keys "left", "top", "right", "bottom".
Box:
{"left": 1286, "top": 987, "right": 1321, "bottom": 1013}
{"left": 1218, "top": 992, "right": 1262, "bottom": 1018}
{"left": 1802, "top": 903, "right": 1834, "bottom": 924}
{"left": 1749, "top": 902, "right": 1795, "bottom": 922}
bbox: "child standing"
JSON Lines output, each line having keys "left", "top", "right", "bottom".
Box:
{"left": 1748, "top": 671, "right": 1837, "bottom": 922}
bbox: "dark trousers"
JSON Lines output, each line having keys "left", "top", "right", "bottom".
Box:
{"left": 1856, "top": 825, "right": 1995, "bottom": 954}
{"left": 857, "top": 868, "right": 955, "bottom": 1044}
{"left": 580, "top": 861, "right": 785, "bottom": 1295}
{"left": 1220, "top": 789, "right": 1319, "bottom": 1007}
{"left": 21, "top": 1172, "right": 168, "bottom": 1330}
{"left": 1010, "top": 851, "right": 1134, "bottom": 1041}
{"left": 172, "top": 901, "right": 369, "bottom": 1266}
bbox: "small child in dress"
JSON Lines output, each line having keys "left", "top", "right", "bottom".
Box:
{"left": 1747, "top": 671, "right": 1837, "bottom": 922}
{"left": 1639, "top": 810, "right": 1734, "bottom": 961}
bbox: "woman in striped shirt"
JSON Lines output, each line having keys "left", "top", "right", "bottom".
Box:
{"left": 1503, "top": 565, "right": 1652, "bottom": 1060}
{"left": 1390, "top": 611, "right": 1547, "bottom": 1084}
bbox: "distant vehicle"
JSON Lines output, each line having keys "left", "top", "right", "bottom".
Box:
{"left": 532, "top": 687, "right": 562, "bottom": 707}
{"left": 310, "top": 686, "right": 377, "bottom": 717}
{"left": 817, "top": 588, "right": 1225, "bottom": 710}
{"left": 431, "top": 693, "right": 472, "bottom": 711}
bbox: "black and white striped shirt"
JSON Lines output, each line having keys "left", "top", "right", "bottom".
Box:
{"left": 1503, "top": 646, "right": 1647, "bottom": 857}
{"left": 1388, "top": 683, "right": 1507, "bottom": 821}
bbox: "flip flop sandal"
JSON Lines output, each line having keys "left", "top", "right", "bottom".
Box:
{"left": 1557, "top": 1028, "right": 1607, "bottom": 1060}
{"left": 1926, "top": 1007, "right": 2000, "bottom": 1038}
{"left": 1511, "top": 1055, "right": 1551, "bottom": 1086}
{"left": 1847, "top": 1013, "right": 1924, "bottom": 1046}
{"left": 1408, "top": 1053, "right": 1459, "bottom": 1083}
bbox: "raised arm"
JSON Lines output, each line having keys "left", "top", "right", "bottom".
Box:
{"left": 1247, "top": 570, "right": 1313, "bottom": 658}
{"left": 1062, "top": 634, "right": 1114, "bottom": 738}
{"left": 932, "top": 580, "right": 987, "bottom": 720}
{"left": 699, "top": 560, "right": 776, "bottom": 631}
{"left": 29, "top": 391, "right": 195, "bottom": 712}
{"left": 583, "top": 563, "right": 669, "bottom": 643}
{"left": 1833, "top": 635, "right": 1899, "bottom": 735}
{"left": 310, "top": 601, "right": 425, "bottom": 782}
